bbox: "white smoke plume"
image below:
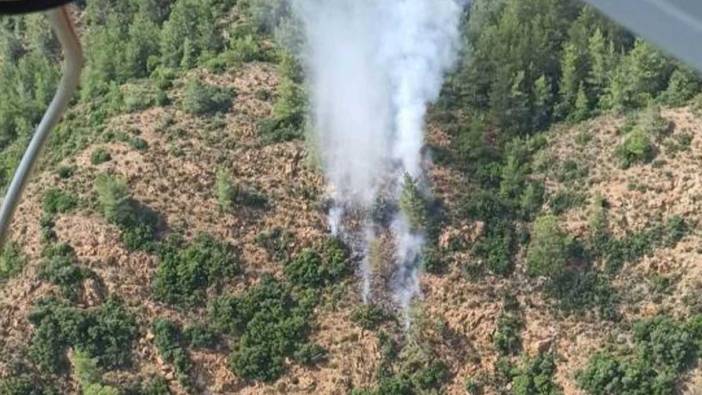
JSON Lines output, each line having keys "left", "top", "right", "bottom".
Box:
{"left": 292, "top": 0, "right": 463, "bottom": 314}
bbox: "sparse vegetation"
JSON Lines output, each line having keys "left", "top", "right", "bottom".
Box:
{"left": 0, "top": 242, "right": 26, "bottom": 282}
{"left": 91, "top": 147, "right": 112, "bottom": 165}
{"left": 95, "top": 173, "right": 158, "bottom": 251}
{"left": 351, "top": 304, "right": 393, "bottom": 331}
{"left": 42, "top": 188, "right": 78, "bottom": 215}
{"left": 399, "top": 174, "right": 428, "bottom": 231}
{"left": 215, "top": 167, "right": 236, "bottom": 211}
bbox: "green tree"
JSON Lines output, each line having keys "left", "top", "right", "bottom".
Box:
{"left": 571, "top": 82, "right": 591, "bottom": 122}
{"left": 587, "top": 28, "right": 615, "bottom": 101}
{"left": 399, "top": 174, "right": 428, "bottom": 231}
{"left": 557, "top": 41, "right": 589, "bottom": 118}
{"left": 527, "top": 215, "right": 572, "bottom": 279}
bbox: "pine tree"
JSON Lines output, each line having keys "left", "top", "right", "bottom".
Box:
{"left": 125, "top": 11, "right": 161, "bottom": 78}
{"left": 557, "top": 41, "right": 588, "bottom": 119}
{"left": 571, "top": 82, "right": 591, "bottom": 122}
{"left": 532, "top": 75, "right": 553, "bottom": 131}
{"left": 601, "top": 61, "right": 632, "bottom": 113}
{"left": 627, "top": 39, "right": 674, "bottom": 107}
{"left": 660, "top": 67, "right": 701, "bottom": 106}
{"left": 399, "top": 174, "right": 428, "bottom": 232}
{"left": 587, "top": 28, "right": 614, "bottom": 101}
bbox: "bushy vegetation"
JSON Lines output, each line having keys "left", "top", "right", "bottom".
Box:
{"left": 153, "top": 234, "right": 240, "bottom": 306}
{"left": 350, "top": 304, "right": 393, "bottom": 331}
{"left": 494, "top": 310, "right": 523, "bottom": 356}
{"left": 42, "top": 188, "right": 78, "bottom": 215}
{"left": 153, "top": 319, "right": 192, "bottom": 388}
{"left": 0, "top": 242, "right": 26, "bottom": 282}
{"left": 577, "top": 315, "right": 702, "bottom": 394}
{"left": 28, "top": 297, "right": 137, "bottom": 374}
{"left": 182, "top": 79, "right": 234, "bottom": 115}
{"left": 0, "top": 371, "right": 56, "bottom": 395}
{"left": 38, "top": 243, "right": 88, "bottom": 301}
{"left": 215, "top": 167, "right": 236, "bottom": 211}
{"left": 91, "top": 147, "right": 112, "bottom": 165}
{"left": 399, "top": 174, "right": 429, "bottom": 231}
{"left": 95, "top": 173, "right": 158, "bottom": 250}
{"left": 209, "top": 275, "right": 315, "bottom": 382}
{"left": 526, "top": 215, "right": 573, "bottom": 279}
{"left": 512, "top": 353, "right": 562, "bottom": 395}
{"left": 72, "top": 349, "right": 120, "bottom": 395}
{"left": 257, "top": 55, "right": 307, "bottom": 144}
{"left": 255, "top": 227, "right": 294, "bottom": 262}
{"left": 599, "top": 215, "right": 687, "bottom": 273}
{"left": 284, "top": 238, "right": 349, "bottom": 289}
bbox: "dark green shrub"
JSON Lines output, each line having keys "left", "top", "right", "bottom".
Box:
{"left": 549, "top": 190, "right": 586, "bottom": 215}
{"left": 494, "top": 311, "right": 523, "bottom": 355}
{"left": 399, "top": 174, "right": 428, "bottom": 231}
{"left": 129, "top": 137, "right": 149, "bottom": 151}
{"left": 421, "top": 246, "right": 444, "bottom": 274}
{"left": 57, "top": 165, "right": 74, "bottom": 179}
{"left": 285, "top": 239, "right": 350, "bottom": 289}
{"left": 633, "top": 316, "right": 697, "bottom": 371}
{"left": 615, "top": 106, "right": 670, "bottom": 168}
{"left": 465, "top": 377, "right": 483, "bottom": 395}
{"left": 512, "top": 353, "right": 562, "bottom": 395}
{"left": 350, "top": 304, "right": 392, "bottom": 331}
{"left": 42, "top": 188, "right": 77, "bottom": 215}
{"left": 293, "top": 343, "right": 327, "bottom": 366}
{"left": 184, "top": 324, "right": 218, "bottom": 349}
{"left": 603, "top": 216, "right": 688, "bottom": 273}
{"left": 257, "top": 59, "right": 306, "bottom": 144}
{"left": 154, "top": 234, "right": 239, "bottom": 306}
{"left": 237, "top": 186, "right": 268, "bottom": 208}
{"left": 472, "top": 220, "right": 515, "bottom": 276}
{"left": 284, "top": 249, "right": 325, "bottom": 288}
{"left": 95, "top": 174, "right": 133, "bottom": 225}
{"left": 127, "top": 377, "right": 171, "bottom": 395}
{"left": 95, "top": 173, "right": 158, "bottom": 251}
{"left": 615, "top": 129, "right": 655, "bottom": 168}
{"left": 375, "top": 375, "right": 413, "bottom": 395}
{"left": 215, "top": 168, "right": 236, "bottom": 211}
{"left": 577, "top": 315, "right": 702, "bottom": 395}
{"left": 547, "top": 270, "right": 618, "bottom": 320}
{"left": 210, "top": 275, "right": 313, "bottom": 382}
{"left": 526, "top": 215, "right": 572, "bottom": 279}
{"left": 38, "top": 244, "right": 86, "bottom": 301}
{"left": 29, "top": 297, "right": 137, "bottom": 374}
{"left": 411, "top": 360, "right": 450, "bottom": 391}
{"left": 91, "top": 148, "right": 112, "bottom": 165}
{"left": 0, "top": 374, "right": 55, "bottom": 395}
{"left": 153, "top": 319, "right": 192, "bottom": 387}
{"left": 123, "top": 84, "right": 155, "bottom": 113}
{"left": 255, "top": 227, "right": 293, "bottom": 262}
{"left": 182, "top": 79, "right": 234, "bottom": 115}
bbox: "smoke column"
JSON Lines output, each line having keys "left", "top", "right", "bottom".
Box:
{"left": 292, "top": 0, "right": 463, "bottom": 314}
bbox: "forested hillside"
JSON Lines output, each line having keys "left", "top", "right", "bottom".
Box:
{"left": 1, "top": 0, "right": 702, "bottom": 394}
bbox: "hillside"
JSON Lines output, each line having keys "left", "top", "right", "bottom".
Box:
{"left": 2, "top": 1, "right": 702, "bottom": 395}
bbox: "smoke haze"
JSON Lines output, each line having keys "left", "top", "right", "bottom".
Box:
{"left": 292, "top": 0, "right": 463, "bottom": 315}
